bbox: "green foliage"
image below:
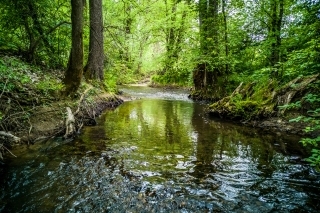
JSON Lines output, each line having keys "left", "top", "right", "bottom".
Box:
{"left": 151, "top": 67, "right": 192, "bottom": 87}
{"left": 278, "top": 101, "right": 301, "bottom": 111}
{"left": 210, "top": 79, "right": 276, "bottom": 120}
{"left": 301, "top": 137, "right": 320, "bottom": 147}
{"left": 36, "top": 77, "right": 63, "bottom": 97}
{"left": 304, "top": 93, "right": 320, "bottom": 104}
{"left": 306, "top": 149, "right": 320, "bottom": 168}
{"left": 229, "top": 95, "right": 260, "bottom": 119}
{"left": 0, "top": 0, "right": 317, "bottom": 90}
{"left": 0, "top": 56, "right": 33, "bottom": 92}
{"left": 283, "top": 39, "right": 320, "bottom": 79}
{"left": 290, "top": 93, "right": 320, "bottom": 169}
{"left": 0, "top": 0, "right": 71, "bottom": 67}
{"left": 0, "top": 55, "right": 63, "bottom": 101}
{"left": 103, "top": 73, "right": 117, "bottom": 93}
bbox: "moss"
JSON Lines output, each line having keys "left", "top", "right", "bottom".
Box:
{"left": 209, "top": 75, "right": 319, "bottom": 121}
{"left": 208, "top": 80, "right": 277, "bottom": 120}
{"left": 189, "top": 86, "right": 226, "bottom": 102}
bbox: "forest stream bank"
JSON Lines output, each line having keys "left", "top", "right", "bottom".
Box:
{"left": 204, "top": 74, "right": 320, "bottom": 137}
{"left": 0, "top": 56, "right": 123, "bottom": 160}
{"left": 3, "top": 85, "right": 319, "bottom": 213}
{"left": 0, "top": 54, "right": 317, "bottom": 161}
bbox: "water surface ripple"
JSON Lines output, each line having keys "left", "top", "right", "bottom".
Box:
{"left": 1, "top": 86, "right": 320, "bottom": 212}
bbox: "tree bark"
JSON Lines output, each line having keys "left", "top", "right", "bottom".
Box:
{"left": 222, "top": 0, "right": 229, "bottom": 74}
{"left": 270, "top": 0, "right": 284, "bottom": 74}
{"left": 84, "top": 0, "right": 104, "bottom": 81}
{"left": 162, "top": 0, "right": 177, "bottom": 75}
{"left": 195, "top": 0, "right": 219, "bottom": 89}
{"left": 64, "top": 0, "right": 84, "bottom": 95}
{"left": 199, "top": 0, "right": 208, "bottom": 55}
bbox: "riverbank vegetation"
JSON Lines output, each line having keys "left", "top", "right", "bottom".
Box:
{"left": 0, "top": 55, "right": 122, "bottom": 160}
{"left": 0, "top": 0, "right": 319, "bottom": 165}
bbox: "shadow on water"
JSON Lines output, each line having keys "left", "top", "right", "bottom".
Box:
{"left": 1, "top": 85, "right": 320, "bottom": 212}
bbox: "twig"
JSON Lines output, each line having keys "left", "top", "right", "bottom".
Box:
{"left": 77, "top": 122, "right": 84, "bottom": 133}
{"left": 29, "top": 124, "right": 33, "bottom": 135}
{"left": 2, "top": 144, "right": 17, "bottom": 158}
{"left": 2, "top": 106, "right": 35, "bottom": 122}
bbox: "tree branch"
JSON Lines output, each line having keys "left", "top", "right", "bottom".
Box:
{"left": 30, "top": 21, "right": 70, "bottom": 54}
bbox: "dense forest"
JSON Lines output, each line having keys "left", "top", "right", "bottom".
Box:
{"left": 0, "top": 0, "right": 319, "bottom": 166}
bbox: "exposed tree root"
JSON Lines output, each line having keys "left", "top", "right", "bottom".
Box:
{"left": 0, "top": 131, "right": 20, "bottom": 160}
{"left": 277, "top": 74, "right": 319, "bottom": 115}
{"left": 0, "top": 131, "right": 20, "bottom": 143}
{"left": 64, "top": 107, "right": 76, "bottom": 138}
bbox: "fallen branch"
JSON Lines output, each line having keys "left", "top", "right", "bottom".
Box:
{"left": 0, "top": 131, "right": 21, "bottom": 143}
{"left": 0, "top": 144, "right": 17, "bottom": 158}
{"left": 230, "top": 82, "right": 243, "bottom": 98}
{"left": 75, "top": 86, "right": 93, "bottom": 115}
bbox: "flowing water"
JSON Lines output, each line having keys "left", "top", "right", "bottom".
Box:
{"left": 1, "top": 86, "right": 320, "bottom": 212}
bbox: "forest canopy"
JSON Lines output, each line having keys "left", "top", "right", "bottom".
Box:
{"left": 0, "top": 0, "right": 318, "bottom": 92}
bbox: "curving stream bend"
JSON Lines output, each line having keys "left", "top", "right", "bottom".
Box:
{"left": 1, "top": 85, "right": 320, "bottom": 212}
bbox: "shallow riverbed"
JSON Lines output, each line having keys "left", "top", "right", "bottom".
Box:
{"left": 1, "top": 86, "right": 320, "bottom": 212}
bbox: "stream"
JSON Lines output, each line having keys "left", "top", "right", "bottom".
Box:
{"left": 1, "top": 85, "right": 320, "bottom": 212}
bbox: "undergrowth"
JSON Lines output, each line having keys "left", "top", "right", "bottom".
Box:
{"left": 0, "top": 56, "right": 64, "bottom": 157}
{"left": 286, "top": 93, "right": 320, "bottom": 169}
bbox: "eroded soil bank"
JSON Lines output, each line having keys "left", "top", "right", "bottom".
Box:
{"left": 0, "top": 56, "right": 124, "bottom": 160}
{"left": 0, "top": 89, "right": 123, "bottom": 160}
{"left": 25, "top": 93, "right": 123, "bottom": 143}
{"left": 205, "top": 74, "right": 320, "bottom": 137}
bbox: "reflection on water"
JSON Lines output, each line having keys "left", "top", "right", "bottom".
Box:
{"left": 1, "top": 86, "right": 320, "bottom": 212}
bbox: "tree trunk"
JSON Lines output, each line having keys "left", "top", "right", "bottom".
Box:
{"left": 84, "top": 0, "right": 104, "bottom": 81}
{"left": 64, "top": 0, "right": 84, "bottom": 95}
{"left": 199, "top": 0, "right": 208, "bottom": 55}
{"left": 196, "top": 0, "right": 209, "bottom": 88}
{"left": 163, "top": 0, "right": 177, "bottom": 75}
{"left": 194, "top": 0, "right": 219, "bottom": 89}
{"left": 270, "top": 0, "right": 284, "bottom": 76}
{"left": 122, "top": 0, "right": 132, "bottom": 63}
{"left": 191, "top": 0, "right": 225, "bottom": 100}
{"left": 222, "top": 0, "right": 229, "bottom": 74}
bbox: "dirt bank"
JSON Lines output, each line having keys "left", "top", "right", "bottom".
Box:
{"left": 26, "top": 94, "right": 123, "bottom": 142}
{"left": 0, "top": 56, "right": 126, "bottom": 160}
{"left": 207, "top": 75, "right": 320, "bottom": 138}
{"left": 0, "top": 92, "right": 123, "bottom": 160}
{"left": 247, "top": 116, "right": 308, "bottom": 136}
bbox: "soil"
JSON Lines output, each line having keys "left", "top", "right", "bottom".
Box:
{"left": 208, "top": 110, "right": 309, "bottom": 138}
{"left": 248, "top": 116, "right": 308, "bottom": 136}
{"left": 205, "top": 75, "right": 320, "bottom": 138}
{"left": 14, "top": 93, "right": 123, "bottom": 145}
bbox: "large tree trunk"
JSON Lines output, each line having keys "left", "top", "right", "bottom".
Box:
{"left": 64, "top": 0, "right": 84, "bottom": 95}
{"left": 162, "top": 0, "right": 177, "bottom": 75}
{"left": 222, "top": 0, "right": 229, "bottom": 74}
{"left": 199, "top": 0, "right": 208, "bottom": 55}
{"left": 193, "top": 0, "right": 220, "bottom": 92}
{"left": 84, "top": 0, "right": 104, "bottom": 81}
{"left": 269, "top": 0, "right": 284, "bottom": 76}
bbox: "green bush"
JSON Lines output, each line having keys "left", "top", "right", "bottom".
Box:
{"left": 290, "top": 93, "right": 320, "bottom": 169}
